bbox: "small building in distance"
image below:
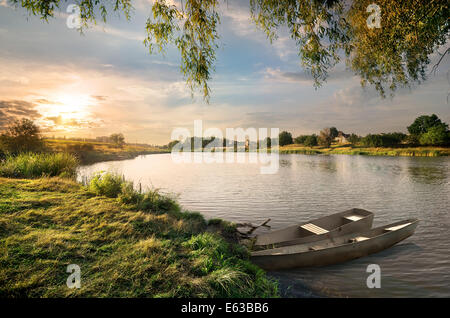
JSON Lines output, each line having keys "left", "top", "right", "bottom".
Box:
{"left": 335, "top": 131, "right": 350, "bottom": 144}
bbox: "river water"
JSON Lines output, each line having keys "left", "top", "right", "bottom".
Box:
{"left": 78, "top": 153, "right": 450, "bottom": 297}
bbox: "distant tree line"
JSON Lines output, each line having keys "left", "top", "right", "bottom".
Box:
{"left": 164, "top": 114, "right": 449, "bottom": 151}
{"left": 278, "top": 114, "right": 449, "bottom": 148}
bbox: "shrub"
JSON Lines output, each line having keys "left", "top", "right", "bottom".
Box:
{"left": 118, "top": 181, "right": 143, "bottom": 204}
{"left": 139, "top": 190, "right": 179, "bottom": 213}
{"left": 89, "top": 172, "right": 124, "bottom": 198}
{"left": 0, "top": 152, "right": 78, "bottom": 178}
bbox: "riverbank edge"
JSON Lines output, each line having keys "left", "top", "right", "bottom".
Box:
{"left": 76, "top": 150, "right": 170, "bottom": 165}
{"left": 278, "top": 145, "right": 450, "bottom": 157}
{"left": 0, "top": 175, "right": 279, "bottom": 298}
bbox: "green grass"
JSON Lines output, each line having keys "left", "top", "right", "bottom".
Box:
{"left": 279, "top": 144, "right": 450, "bottom": 157}
{"left": 0, "top": 153, "right": 79, "bottom": 179}
{"left": 0, "top": 175, "right": 278, "bottom": 298}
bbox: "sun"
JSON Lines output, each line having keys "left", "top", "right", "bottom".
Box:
{"left": 55, "top": 94, "right": 90, "bottom": 114}
{"left": 38, "top": 93, "right": 94, "bottom": 120}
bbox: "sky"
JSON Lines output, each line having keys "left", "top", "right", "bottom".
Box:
{"left": 0, "top": 0, "right": 449, "bottom": 144}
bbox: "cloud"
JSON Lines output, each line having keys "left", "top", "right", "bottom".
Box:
{"left": 263, "top": 64, "right": 356, "bottom": 85}
{"left": 0, "top": 100, "right": 42, "bottom": 128}
{"left": 220, "top": 3, "right": 255, "bottom": 37}
{"left": 45, "top": 115, "right": 63, "bottom": 125}
{"left": 332, "top": 85, "right": 380, "bottom": 108}
{"left": 91, "top": 95, "right": 107, "bottom": 101}
{"left": 263, "top": 67, "right": 313, "bottom": 84}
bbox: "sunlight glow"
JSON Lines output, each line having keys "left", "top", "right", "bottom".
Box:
{"left": 35, "top": 93, "right": 98, "bottom": 132}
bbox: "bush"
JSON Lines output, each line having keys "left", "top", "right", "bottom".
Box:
{"left": 89, "top": 172, "right": 124, "bottom": 198}
{"left": 118, "top": 181, "right": 143, "bottom": 204}
{"left": 139, "top": 190, "right": 179, "bottom": 213}
{"left": 88, "top": 172, "right": 181, "bottom": 214}
{"left": 0, "top": 152, "right": 78, "bottom": 178}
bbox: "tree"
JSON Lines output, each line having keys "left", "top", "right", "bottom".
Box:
{"left": 360, "top": 133, "right": 406, "bottom": 147}
{"left": 407, "top": 114, "right": 448, "bottom": 136}
{"left": 304, "top": 134, "right": 318, "bottom": 147}
{"left": 165, "top": 140, "right": 180, "bottom": 150}
{"left": 329, "top": 127, "right": 339, "bottom": 139}
{"left": 261, "top": 137, "right": 271, "bottom": 148}
{"left": 318, "top": 128, "right": 333, "bottom": 147}
{"left": 109, "top": 133, "right": 125, "bottom": 148}
{"left": 348, "top": 133, "right": 361, "bottom": 144}
{"left": 419, "top": 126, "right": 449, "bottom": 146}
{"left": 12, "top": 0, "right": 449, "bottom": 102}
{"left": 0, "top": 119, "right": 44, "bottom": 153}
{"left": 294, "top": 135, "right": 308, "bottom": 144}
{"left": 279, "top": 131, "right": 293, "bottom": 146}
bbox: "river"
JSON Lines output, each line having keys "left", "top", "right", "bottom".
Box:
{"left": 78, "top": 153, "right": 450, "bottom": 297}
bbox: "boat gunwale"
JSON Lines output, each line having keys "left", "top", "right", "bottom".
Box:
{"left": 251, "top": 218, "right": 419, "bottom": 257}
{"left": 254, "top": 208, "right": 374, "bottom": 246}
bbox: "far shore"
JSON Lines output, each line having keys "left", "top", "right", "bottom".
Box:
{"left": 278, "top": 144, "right": 450, "bottom": 157}
{"left": 44, "top": 139, "right": 170, "bottom": 165}
{"left": 45, "top": 139, "right": 449, "bottom": 168}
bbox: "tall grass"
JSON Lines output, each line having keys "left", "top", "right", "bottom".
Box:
{"left": 87, "top": 172, "right": 204, "bottom": 223}
{"left": 0, "top": 152, "right": 78, "bottom": 178}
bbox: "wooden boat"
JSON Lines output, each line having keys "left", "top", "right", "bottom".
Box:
{"left": 251, "top": 219, "right": 419, "bottom": 271}
{"left": 254, "top": 208, "right": 374, "bottom": 248}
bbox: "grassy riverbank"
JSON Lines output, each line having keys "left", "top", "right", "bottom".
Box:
{"left": 0, "top": 153, "right": 278, "bottom": 298}
{"left": 279, "top": 144, "right": 450, "bottom": 157}
{"left": 45, "top": 139, "right": 170, "bottom": 165}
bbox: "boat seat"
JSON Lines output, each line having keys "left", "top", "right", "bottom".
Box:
{"left": 385, "top": 223, "right": 411, "bottom": 231}
{"left": 344, "top": 215, "right": 364, "bottom": 222}
{"left": 300, "top": 223, "right": 329, "bottom": 235}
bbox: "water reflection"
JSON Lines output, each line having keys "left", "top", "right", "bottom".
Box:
{"left": 407, "top": 165, "right": 448, "bottom": 184}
